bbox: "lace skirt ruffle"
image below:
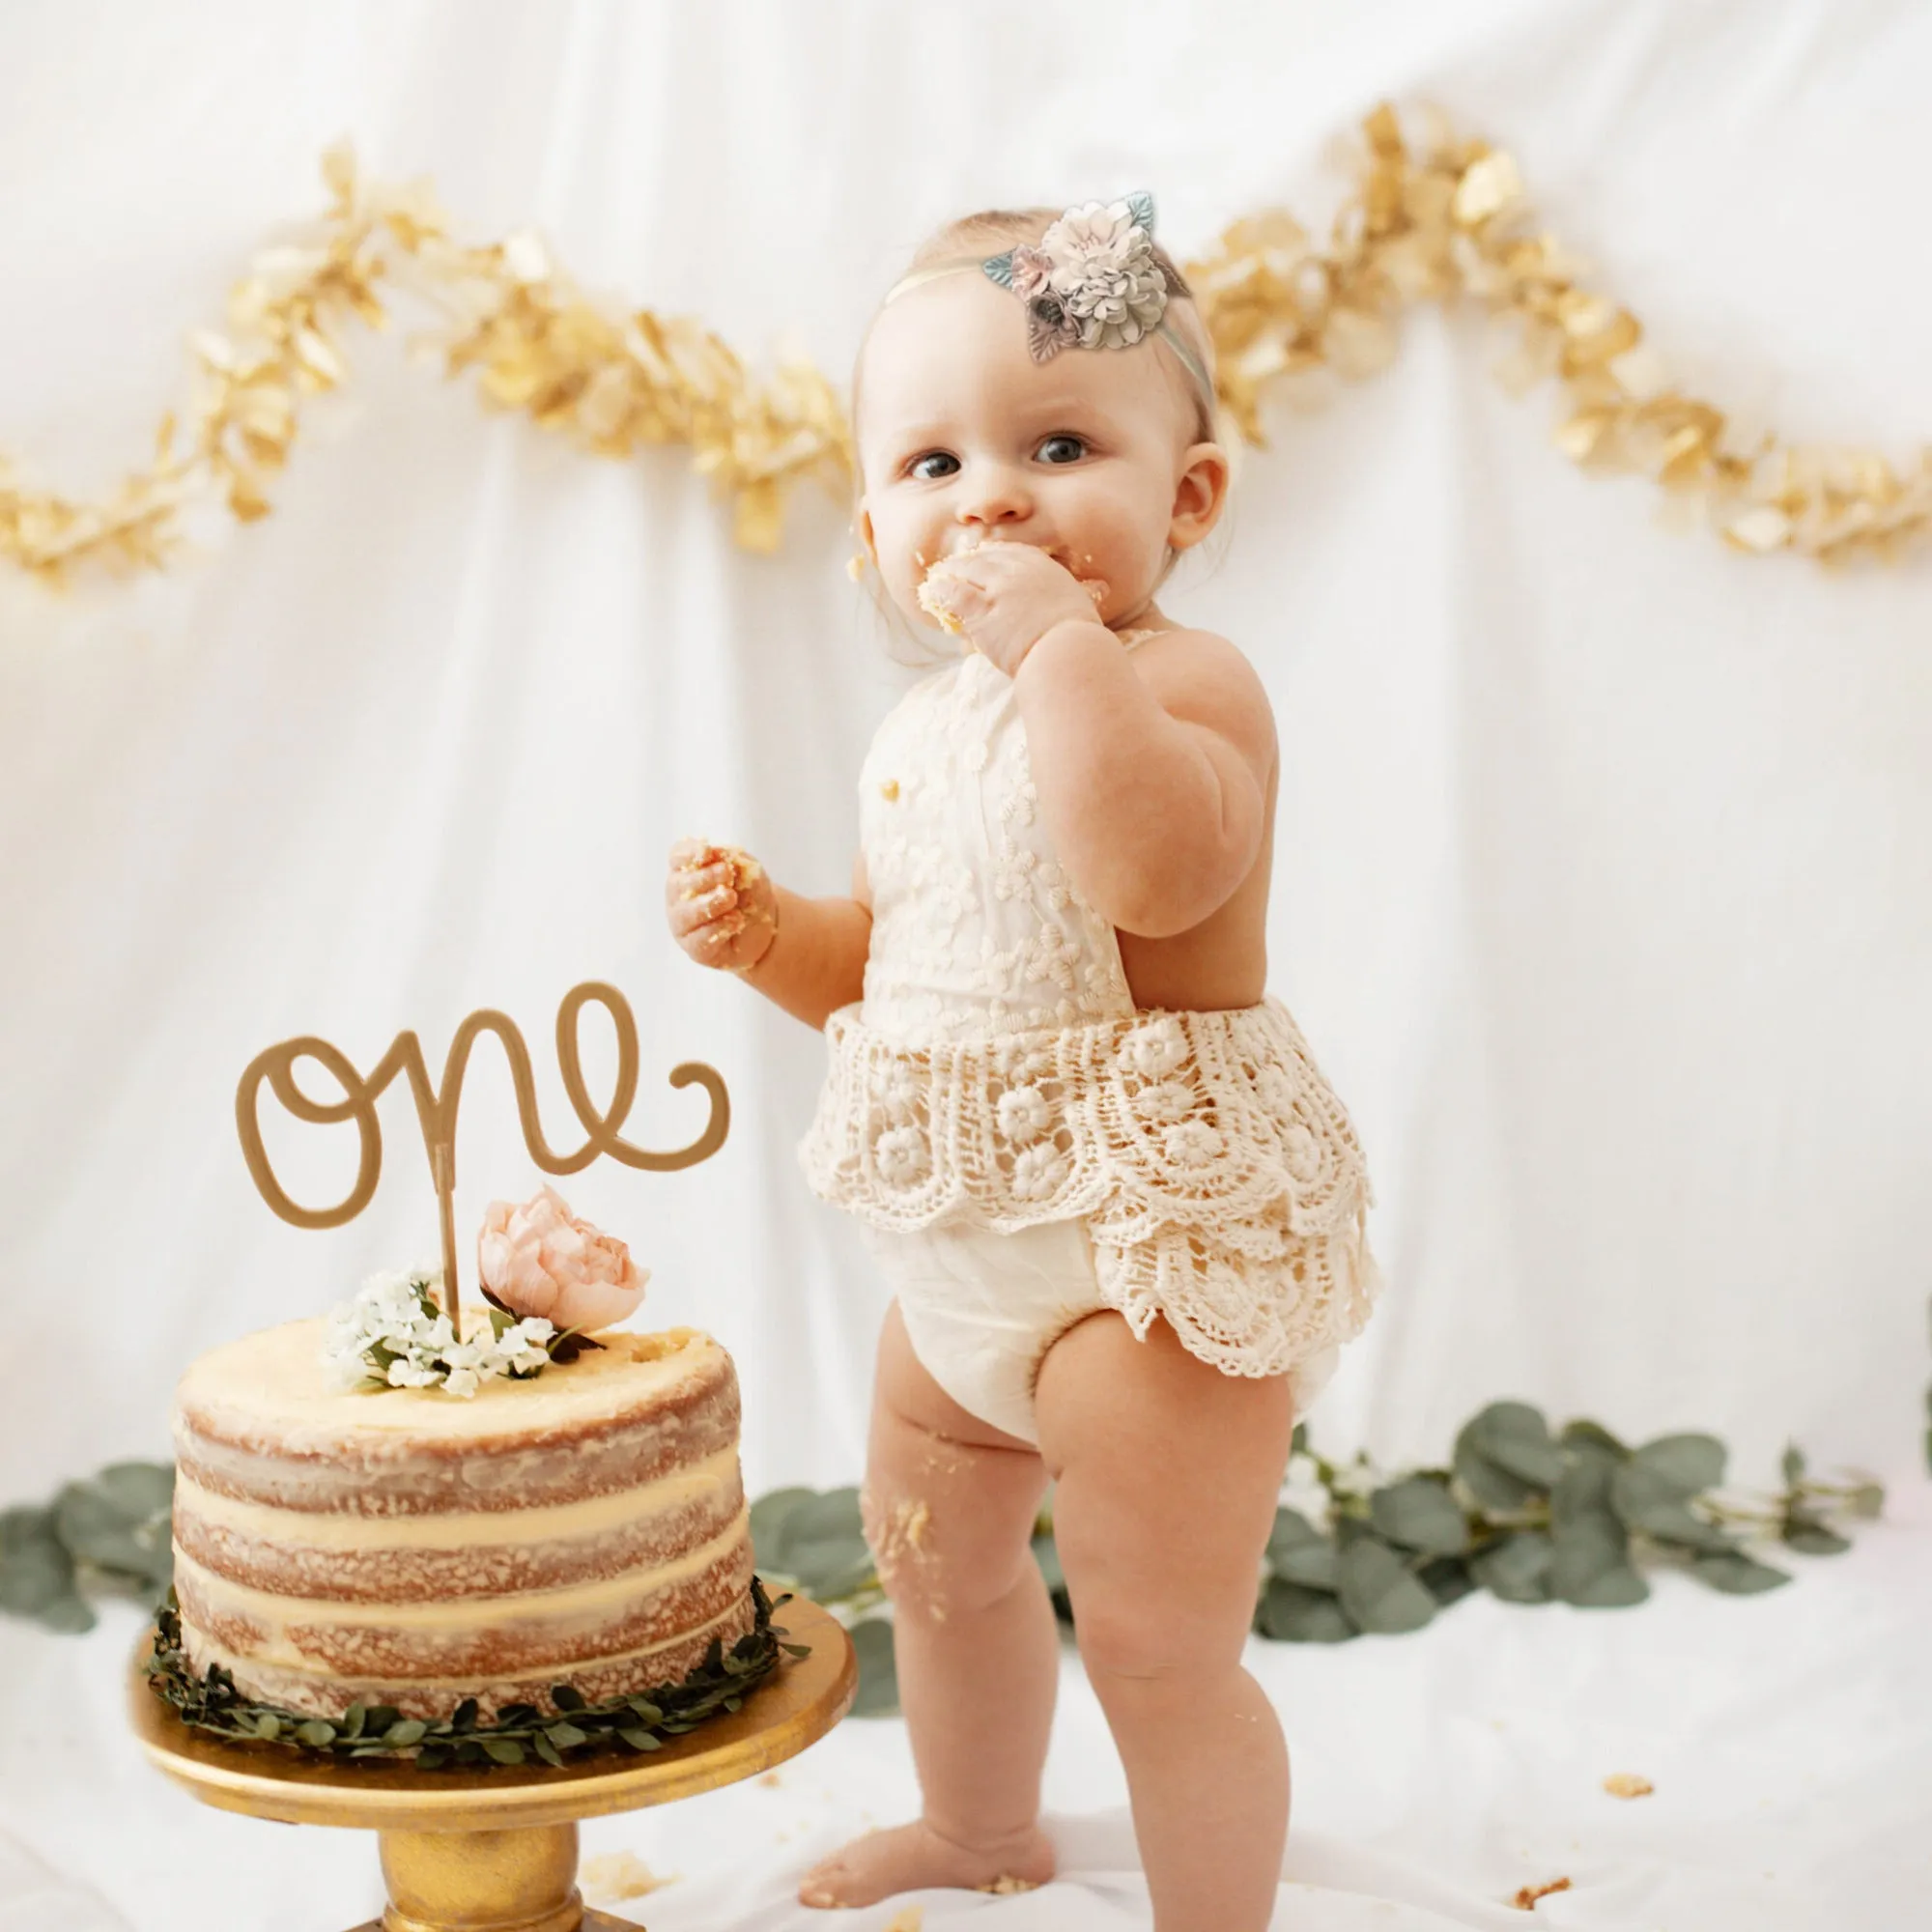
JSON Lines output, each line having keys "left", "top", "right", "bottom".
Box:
{"left": 797, "top": 998, "right": 1382, "bottom": 1379}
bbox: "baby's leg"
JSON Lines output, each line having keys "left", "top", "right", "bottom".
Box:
{"left": 1036, "top": 1311, "right": 1296, "bottom": 1932}
{"left": 797, "top": 1299, "right": 1060, "bottom": 1911}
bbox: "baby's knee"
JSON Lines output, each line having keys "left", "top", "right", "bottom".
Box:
{"left": 860, "top": 1463, "right": 1038, "bottom": 1622}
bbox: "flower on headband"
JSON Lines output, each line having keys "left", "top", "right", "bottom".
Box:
{"left": 988, "top": 192, "right": 1170, "bottom": 363}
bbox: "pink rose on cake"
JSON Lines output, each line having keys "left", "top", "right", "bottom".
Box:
{"left": 476, "top": 1185, "right": 646, "bottom": 1333}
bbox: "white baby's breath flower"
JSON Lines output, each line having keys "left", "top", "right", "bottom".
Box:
{"left": 442, "top": 1367, "right": 482, "bottom": 1399}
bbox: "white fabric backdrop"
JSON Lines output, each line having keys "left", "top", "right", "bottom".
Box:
{"left": 1, "top": 3, "right": 1928, "bottom": 1928}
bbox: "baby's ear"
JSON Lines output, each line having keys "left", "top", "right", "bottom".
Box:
{"left": 1169, "top": 441, "right": 1231, "bottom": 552}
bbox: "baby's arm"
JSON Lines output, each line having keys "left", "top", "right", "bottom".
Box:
{"left": 666, "top": 840, "right": 872, "bottom": 1031}
{"left": 1014, "top": 624, "right": 1274, "bottom": 937}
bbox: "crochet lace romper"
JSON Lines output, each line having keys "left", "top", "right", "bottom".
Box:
{"left": 797, "top": 629, "right": 1382, "bottom": 1439}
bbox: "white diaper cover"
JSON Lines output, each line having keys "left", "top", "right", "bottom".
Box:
{"left": 858, "top": 1210, "right": 1346, "bottom": 1451}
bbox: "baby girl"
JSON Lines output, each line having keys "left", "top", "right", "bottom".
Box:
{"left": 666, "top": 196, "right": 1379, "bottom": 1931}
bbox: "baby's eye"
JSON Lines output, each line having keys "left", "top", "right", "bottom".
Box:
{"left": 907, "top": 451, "right": 959, "bottom": 480}
{"left": 1036, "top": 434, "right": 1086, "bottom": 466}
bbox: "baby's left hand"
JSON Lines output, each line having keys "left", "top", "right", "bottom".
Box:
{"left": 920, "top": 542, "right": 1104, "bottom": 677}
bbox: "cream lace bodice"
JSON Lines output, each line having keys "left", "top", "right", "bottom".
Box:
{"left": 853, "top": 636, "right": 1146, "bottom": 1044}
{"left": 797, "top": 631, "right": 1382, "bottom": 1380}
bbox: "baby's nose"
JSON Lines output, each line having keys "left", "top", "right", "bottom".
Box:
{"left": 957, "top": 466, "right": 1032, "bottom": 526}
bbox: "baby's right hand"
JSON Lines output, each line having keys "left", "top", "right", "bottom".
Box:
{"left": 666, "top": 838, "right": 780, "bottom": 973}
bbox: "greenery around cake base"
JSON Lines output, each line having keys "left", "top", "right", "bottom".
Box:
{"left": 142, "top": 1575, "right": 806, "bottom": 1770}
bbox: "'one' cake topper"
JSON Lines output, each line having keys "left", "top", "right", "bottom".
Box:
{"left": 234, "top": 980, "right": 728, "bottom": 1332}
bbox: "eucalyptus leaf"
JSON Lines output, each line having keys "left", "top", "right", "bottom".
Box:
{"left": 1452, "top": 1424, "right": 1538, "bottom": 1513}
{"left": 1469, "top": 1403, "right": 1567, "bottom": 1487}
{"left": 1846, "top": 1483, "right": 1885, "bottom": 1520}
{"left": 1559, "top": 1419, "right": 1628, "bottom": 1457}
{"left": 1629, "top": 1433, "right": 1725, "bottom": 1494}
{"left": 748, "top": 1487, "right": 820, "bottom": 1566}
{"left": 848, "top": 1617, "right": 900, "bottom": 1718}
{"left": 0, "top": 1508, "right": 94, "bottom": 1631}
{"left": 1258, "top": 1577, "right": 1358, "bottom": 1643}
{"left": 1472, "top": 1529, "right": 1553, "bottom": 1604}
{"left": 1265, "top": 1509, "right": 1340, "bottom": 1590}
{"left": 1336, "top": 1537, "right": 1438, "bottom": 1634}
{"left": 1417, "top": 1555, "right": 1477, "bottom": 1606}
{"left": 1551, "top": 1444, "right": 1618, "bottom": 1529}
{"left": 56, "top": 1478, "right": 172, "bottom": 1583}
{"left": 1691, "top": 1552, "right": 1790, "bottom": 1595}
{"left": 1548, "top": 1520, "right": 1649, "bottom": 1608}
{"left": 1781, "top": 1520, "right": 1852, "bottom": 1557}
{"left": 1371, "top": 1476, "right": 1471, "bottom": 1556}
{"left": 1780, "top": 1443, "right": 1805, "bottom": 1488}
{"left": 1609, "top": 1463, "right": 1736, "bottom": 1551}
{"left": 1032, "top": 1532, "right": 1065, "bottom": 1594}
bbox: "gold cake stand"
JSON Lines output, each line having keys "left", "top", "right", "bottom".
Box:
{"left": 128, "top": 1598, "right": 858, "bottom": 1932}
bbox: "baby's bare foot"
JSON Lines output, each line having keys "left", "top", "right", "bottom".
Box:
{"left": 797, "top": 1818, "right": 1054, "bottom": 1911}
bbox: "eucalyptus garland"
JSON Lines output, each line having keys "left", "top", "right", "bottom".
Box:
{"left": 141, "top": 1576, "right": 802, "bottom": 1770}
{"left": 752, "top": 1403, "right": 1885, "bottom": 1717}
{"left": 0, "top": 1403, "right": 1889, "bottom": 1730}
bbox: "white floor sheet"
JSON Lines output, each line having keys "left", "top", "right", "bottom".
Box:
{"left": 2, "top": 2, "right": 1928, "bottom": 1928}
{"left": 7, "top": 1485, "right": 1926, "bottom": 1930}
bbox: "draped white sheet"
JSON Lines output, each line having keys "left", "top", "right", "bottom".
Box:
{"left": 1, "top": 2, "right": 1928, "bottom": 1927}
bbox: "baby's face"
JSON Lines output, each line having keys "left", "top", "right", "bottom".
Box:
{"left": 855, "top": 271, "right": 1223, "bottom": 633}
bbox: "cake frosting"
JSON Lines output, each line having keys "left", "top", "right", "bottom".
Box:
{"left": 170, "top": 1319, "right": 754, "bottom": 1720}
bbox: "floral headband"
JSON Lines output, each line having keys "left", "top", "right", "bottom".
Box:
{"left": 882, "top": 191, "right": 1217, "bottom": 421}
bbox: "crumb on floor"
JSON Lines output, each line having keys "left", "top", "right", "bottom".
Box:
{"left": 1603, "top": 1773, "right": 1655, "bottom": 1799}
{"left": 1510, "top": 1876, "right": 1574, "bottom": 1910}
{"left": 581, "top": 1851, "right": 676, "bottom": 1901}
{"left": 884, "top": 1909, "right": 924, "bottom": 1932}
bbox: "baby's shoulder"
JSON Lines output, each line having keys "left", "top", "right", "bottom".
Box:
{"left": 1128, "top": 627, "right": 1277, "bottom": 755}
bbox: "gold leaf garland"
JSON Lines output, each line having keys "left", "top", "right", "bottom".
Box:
{"left": 2, "top": 106, "right": 1926, "bottom": 586}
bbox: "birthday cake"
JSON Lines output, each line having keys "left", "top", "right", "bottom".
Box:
{"left": 169, "top": 1316, "right": 753, "bottom": 1722}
